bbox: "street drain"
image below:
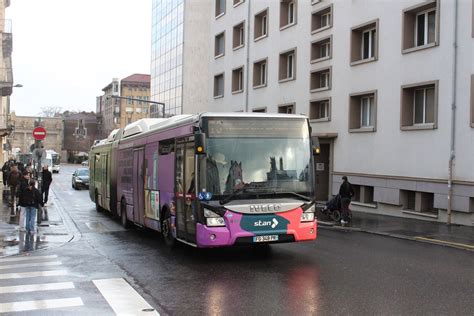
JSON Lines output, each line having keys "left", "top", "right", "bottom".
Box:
{"left": 142, "top": 308, "right": 155, "bottom": 312}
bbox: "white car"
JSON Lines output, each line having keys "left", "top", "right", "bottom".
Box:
{"left": 81, "top": 160, "right": 89, "bottom": 166}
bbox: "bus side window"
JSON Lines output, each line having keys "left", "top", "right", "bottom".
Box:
{"left": 159, "top": 139, "right": 175, "bottom": 155}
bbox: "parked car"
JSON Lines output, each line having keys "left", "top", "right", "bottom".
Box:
{"left": 72, "top": 168, "right": 89, "bottom": 190}
{"left": 81, "top": 160, "right": 89, "bottom": 166}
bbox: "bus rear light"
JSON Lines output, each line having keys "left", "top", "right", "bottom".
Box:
{"left": 301, "top": 212, "right": 315, "bottom": 222}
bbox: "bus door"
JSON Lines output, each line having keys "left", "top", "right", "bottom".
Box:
{"left": 175, "top": 138, "right": 196, "bottom": 242}
{"left": 101, "top": 153, "right": 108, "bottom": 208}
{"left": 133, "top": 148, "right": 145, "bottom": 225}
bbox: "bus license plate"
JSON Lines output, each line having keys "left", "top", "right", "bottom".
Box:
{"left": 253, "top": 235, "right": 279, "bottom": 243}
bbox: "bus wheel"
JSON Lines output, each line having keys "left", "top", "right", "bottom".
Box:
{"left": 161, "top": 210, "right": 175, "bottom": 247}
{"left": 120, "top": 199, "right": 129, "bottom": 229}
{"left": 95, "top": 191, "right": 102, "bottom": 212}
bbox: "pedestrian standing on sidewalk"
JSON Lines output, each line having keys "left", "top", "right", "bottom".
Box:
{"left": 2, "top": 160, "right": 10, "bottom": 186}
{"left": 19, "top": 179, "right": 43, "bottom": 234}
{"left": 7, "top": 165, "right": 20, "bottom": 207}
{"left": 339, "top": 176, "right": 355, "bottom": 224}
{"left": 41, "top": 165, "right": 52, "bottom": 205}
{"left": 18, "top": 171, "right": 31, "bottom": 230}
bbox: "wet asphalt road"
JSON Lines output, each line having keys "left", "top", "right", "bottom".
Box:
{"left": 46, "top": 165, "right": 474, "bottom": 315}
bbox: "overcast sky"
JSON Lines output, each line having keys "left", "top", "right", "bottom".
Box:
{"left": 6, "top": 0, "right": 151, "bottom": 116}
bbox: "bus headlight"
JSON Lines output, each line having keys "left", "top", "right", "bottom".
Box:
{"left": 300, "top": 212, "right": 315, "bottom": 222}
{"left": 204, "top": 209, "right": 220, "bottom": 218}
{"left": 206, "top": 217, "right": 225, "bottom": 227}
{"left": 204, "top": 209, "right": 225, "bottom": 227}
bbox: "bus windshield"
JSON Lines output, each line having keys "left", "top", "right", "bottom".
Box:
{"left": 200, "top": 117, "right": 314, "bottom": 200}
{"left": 52, "top": 154, "right": 60, "bottom": 165}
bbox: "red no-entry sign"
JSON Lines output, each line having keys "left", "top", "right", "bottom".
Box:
{"left": 32, "top": 126, "right": 47, "bottom": 140}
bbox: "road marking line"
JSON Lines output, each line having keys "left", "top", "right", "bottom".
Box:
{"left": 0, "top": 261, "right": 62, "bottom": 270}
{"left": 93, "top": 278, "right": 159, "bottom": 315}
{"left": 0, "top": 270, "right": 67, "bottom": 280}
{"left": 0, "top": 255, "right": 58, "bottom": 263}
{"left": 0, "top": 282, "right": 74, "bottom": 294}
{"left": 0, "top": 297, "right": 83, "bottom": 313}
{"left": 414, "top": 237, "right": 474, "bottom": 249}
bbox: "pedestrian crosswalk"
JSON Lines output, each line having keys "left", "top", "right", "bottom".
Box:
{"left": 0, "top": 254, "right": 159, "bottom": 315}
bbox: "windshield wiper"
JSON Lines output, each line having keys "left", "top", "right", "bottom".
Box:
{"left": 275, "top": 191, "right": 312, "bottom": 201}
{"left": 219, "top": 182, "right": 261, "bottom": 205}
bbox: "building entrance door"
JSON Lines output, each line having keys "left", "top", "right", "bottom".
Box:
{"left": 315, "top": 143, "right": 330, "bottom": 201}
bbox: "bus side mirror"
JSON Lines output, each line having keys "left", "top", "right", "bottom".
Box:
{"left": 195, "top": 132, "right": 206, "bottom": 155}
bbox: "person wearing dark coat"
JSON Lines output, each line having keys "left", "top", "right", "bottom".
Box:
{"left": 41, "top": 165, "right": 53, "bottom": 204}
{"left": 7, "top": 165, "right": 21, "bottom": 206}
{"left": 19, "top": 179, "right": 43, "bottom": 234}
{"left": 18, "top": 171, "right": 31, "bottom": 230}
{"left": 339, "top": 176, "right": 355, "bottom": 224}
{"left": 2, "top": 160, "right": 10, "bottom": 186}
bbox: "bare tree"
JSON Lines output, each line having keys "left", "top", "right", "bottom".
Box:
{"left": 38, "top": 106, "right": 63, "bottom": 117}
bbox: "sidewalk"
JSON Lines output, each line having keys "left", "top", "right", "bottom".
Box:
{"left": 317, "top": 209, "right": 474, "bottom": 251}
{"left": 0, "top": 184, "right": 73, "bottom": 257}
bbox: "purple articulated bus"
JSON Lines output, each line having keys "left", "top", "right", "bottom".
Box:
{"left": 90, "top": 112, "right": 318, "bottom": 248}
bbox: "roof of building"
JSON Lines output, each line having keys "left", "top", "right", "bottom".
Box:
{"left": 121, "top": 74, "right": 150, "bottom": 83}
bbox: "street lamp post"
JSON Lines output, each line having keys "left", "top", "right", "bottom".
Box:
{"left": 106, "top": 95, "right": 166, "bottom": 118}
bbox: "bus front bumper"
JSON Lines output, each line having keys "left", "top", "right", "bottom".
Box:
{"left": 195, "top": 209, "right": 317, "bottom": 248}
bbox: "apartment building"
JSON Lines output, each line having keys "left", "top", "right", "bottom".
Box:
{"left": 150, "top": 0, "right": 212, "bottom": 116}
{"left": 0, "top": 0, "right": 13, "bottom": 166}
{"left": 207, "top": 0, "right": 474, "bottom": 225}
{"left": 97, "top": 74, "right": 151, "bottom": 137}
{"left": 62, "top": 112, "right": 99, "bottom": 162}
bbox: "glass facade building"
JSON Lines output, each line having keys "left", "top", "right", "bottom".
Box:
{"left": 151, "top": 0, "right": 184, "bottom": 117}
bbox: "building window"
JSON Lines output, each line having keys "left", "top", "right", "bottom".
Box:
{"left": 278, "top": 104, "right": 295, "bottom": 114}
{"left": 215, "top": 32, "right": 225, "bottom": 58}
{"left": 232, "top": 66, "right": 244, "bottom": 94}
{"left": 349, "top": 91, "right": 377, "bottom": 132}
{"left": 233, "top": 22, "right": 245, "bottom": 50}
{"left": 351, "top": 19, "right": 378, "bottom": 65}
{"left": 214, "top": 73, "right": 224, "bottom": 98}
{"left": 309, "top": 98, "right": 330, "bottom": 121}
{"left": 401, "top": 190, "right": 435, "bottom": 213}
{"left": 233, "top": 0, "right": 244, "bottom": 7}
{"left": 279, "top": 49, "right": 296, "bottom": 82}
{"left": 253, "top": 59, "right": 267, "bottom": 88}
{"left": 215, "top": 0, "right": 225, "bottom": 18}
{"left": 252, "top": 107, "right": 267, "bottom": 113}
{"left": 471, "top": 74, "right": 474, "bottom": 127}
{"left": 401, "top": 81, "right": 438, "bottom": 130}
{"left": 311, "top": 36, "right": 331, "bottom": 62}
{"left": 254, "top": 9, "right": 269, "bottom": 40}
{"left": 311, "top": 5, "right": 332, "bottom": 33}
{"left": 402, "top": 1, "right": 438, "bottom": 53}
{"left": 280, "top": 0, "right": 296, "bottom": 29}
{"left": 310, "top": 67, "right": 331, "bottom": 92}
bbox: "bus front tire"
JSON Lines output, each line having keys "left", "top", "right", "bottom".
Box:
{"left": 95, "top": 192, "right": 102, "bottom": 212}
{"left": 120, "top": 199, "right": 130, "bottom": 229}
{"left": 161, "top": 210, "right": 175, "bottom": 247}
